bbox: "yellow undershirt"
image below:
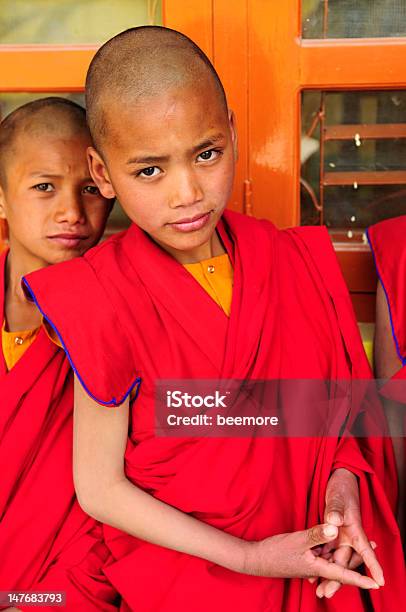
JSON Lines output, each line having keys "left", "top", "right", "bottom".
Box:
{"left": 184, "top": 253, "right": 233, "bottom": 316}
{"left": 2, "top": 321, "right": 60, "bottom": 371}
{"left": 2, "top": 323, "right": 40, "bottom": 370}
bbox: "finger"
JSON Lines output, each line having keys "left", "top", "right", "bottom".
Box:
{"left": 325, "top": 491, "right": 345, "bottom": 526}
{"left": 316, "top": 545, "right": 352, "bottom": 598}
{"left": 334, "top": 541, "right": 377, "bottom": 572}
{"left": 312, "top": 556, "right": 380, "bottom": 590}
{"left": 334, "top": 545, "right": 353, "bottom": 566}
{"left": 346, "top": 541, "right": 377, "bottom": 571}
{"left": 351, "top": 533, "right": 384, "bottom": 586}
{"left": 316, "top": 542, "right": 378, "bottom": 599}
{"left": 305, "top": 524, "right": 338, "bottom": 550}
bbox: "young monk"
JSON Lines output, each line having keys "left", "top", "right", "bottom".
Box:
{"left": 367, "top": 215, "right": 406, "bottom": 540}
{"left": 23, "top": 28, "right": 405, "bottom": 610}
{"left": 0, "top": 98, "right": 118, "bottom": 611}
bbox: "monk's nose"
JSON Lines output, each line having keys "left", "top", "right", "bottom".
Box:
{"left": 54, "top": 191, "right": 86, "bottom": 224}
{"left": 168, "top": 169, "right": 203, "bottom": 208}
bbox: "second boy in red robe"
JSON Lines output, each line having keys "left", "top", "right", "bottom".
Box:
{"left": 0, "top": 98, "right": 118, "bottom": 611}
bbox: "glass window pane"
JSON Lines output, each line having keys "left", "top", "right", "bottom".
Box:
{"left": 303, "top": 0, "right": 406, "bottom": 39}
{"left": 0, "top": 0, "right": 161, "bottom": 45}
{"left": 0, "top": 92, "right": 130, "bottom": 234}
{"left": 301, "top": 90, "right": 406, "bottom": 240}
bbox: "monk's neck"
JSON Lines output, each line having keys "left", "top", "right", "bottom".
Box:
{"left": 4, "top": 249, "right": 44, "bottom": 332}
{"left": 159, "top": 229, "right": 226, "bottom": 264}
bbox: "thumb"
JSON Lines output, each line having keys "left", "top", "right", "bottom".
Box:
{"left": 325, "top": 492, "right": 345, "bottom": 527}
{"left": 305, "top": 523, "right": 338, "bottom": 549}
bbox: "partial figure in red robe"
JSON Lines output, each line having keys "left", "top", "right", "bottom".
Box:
{"left": 368, "top": 215, "right": 406, "bottom": 541}
{"left": 0, "top": 98, "right": 118, "bottom": 611}
{"left": 24, "top": 28, "right": 405, "bottom": 611}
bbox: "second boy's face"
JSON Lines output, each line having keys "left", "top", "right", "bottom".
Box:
{"left": 89, "top": 81, "right": 237, "bottom": 263}
{"left": 0, "top": 131, "right": 112, "bottom": 271}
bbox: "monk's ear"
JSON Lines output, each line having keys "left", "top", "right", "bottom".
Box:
{"left": 228, "top": 109, "right": 239, "bottom": 162}
{"left": 0, "top": 185, "right": 7, "bottom": 220}
{"left": 87, "top": 147, "right": 116, "bottom": 199}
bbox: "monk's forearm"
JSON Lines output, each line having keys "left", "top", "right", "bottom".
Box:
{"left": 80, "top": 477, "right": 247, "bottom": 573}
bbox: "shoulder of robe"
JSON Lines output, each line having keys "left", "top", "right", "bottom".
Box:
{"left": 280, "top": 225, "right": 371, "bottom": 374}
{"left": 278, "top": 224, "right": 349, "bottom": 297}
{"left": 83, "top": 227, "right": 129, "bottom": 274}
{"left": 224, "top": 215, "right": 349, "bottom": 302}
{"left": 225, "top": 214, "right": 348, "bottom": 299}
{"left": 22, "top": 229, "right": 140, "bottom": 407}
{"left": 368, "top": 215, "right": 406, "bottom": 263}
{"left": 368, "top": 215, "right": 406, "bottom": 364}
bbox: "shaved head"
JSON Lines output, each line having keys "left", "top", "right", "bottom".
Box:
{"left": 85, "top": 26, "right": 228, "bottom": 152}
{"left": 0, "top": 97, "right": 88, "bottom": 188}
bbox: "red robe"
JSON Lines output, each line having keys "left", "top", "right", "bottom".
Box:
{"left": 24, "top": 211, "right": 405, "bottom": 611}
{"left": 367, "top": 215, "right": 406, "bottom": 454}
{"left": 0, "top": 250, "right": 118, "bottom": 611}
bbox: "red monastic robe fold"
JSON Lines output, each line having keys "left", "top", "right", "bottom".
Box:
{"left": 0, "top": 250, "right": 118, "bottom": 611}
{"left": 24, "top": 212, "right": 405, "bottom": 611}
{"left": 367, "top": 215, "right": 406, "bottom": 395}
{"left": 367, "top": 215, "right": 406, "bottom": 463}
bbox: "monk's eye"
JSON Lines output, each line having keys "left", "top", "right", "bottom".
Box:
{"left": 83, "top": 185, "right": 100, "bottom": 195}
{"left": 197, "top": 149, "right": 221, "bottom": 162}
{"left": 33, "top": 183, "right": 54, "bottom": 192}
{"left": 138, "top": 167, "right": 161, "bottom": 178}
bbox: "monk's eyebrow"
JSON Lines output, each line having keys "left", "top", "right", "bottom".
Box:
{"left": 29, "top": 172, "right": 63, "bottom": 179}
{"left": 127, "top": 154, "right": 170, "bottom": 165}
{"left": 126, "top": 133, "right": 226, "bottom": 166}
{"left": 191, "top": 133, "right": 225, "bottom": 154}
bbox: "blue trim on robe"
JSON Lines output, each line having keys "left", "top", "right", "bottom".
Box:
{"left": 366, "top": 227, "right": 406, "bottom": 367}
{"left": 22, "top": 276, "right": 142, "bottom": 407}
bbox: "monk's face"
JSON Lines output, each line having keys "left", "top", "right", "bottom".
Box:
{"left": 0, "top": 131, "right": 112, "bottom": 269}
{"left": 89, "top": 82, "right": 237, "bottom": 263}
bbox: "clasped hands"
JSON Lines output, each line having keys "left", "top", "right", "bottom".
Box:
{"left": 311, "top": 467, "right": 383, "bottom": 598}
{"left": 243, "top": 468, "right": 384, "bottom": 599}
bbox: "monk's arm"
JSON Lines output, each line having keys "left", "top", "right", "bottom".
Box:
{"left": 73, "top": 377, "right": 246, "bottom": 572}
{"left": 374, "top": 281, "right": 405, "bottom": 532}
{"left": 73, "top": 376, "right": 379, "bottom": 590}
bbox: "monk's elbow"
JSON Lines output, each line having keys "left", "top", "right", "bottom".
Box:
{"left": 73, "top": 471, "right": 109, "bottom": 520}
{"left": 74, "top": 472, "right": 126, "bottom": 522}
{"left": 75, "top": 480, "right": 102, "bottom": 519}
